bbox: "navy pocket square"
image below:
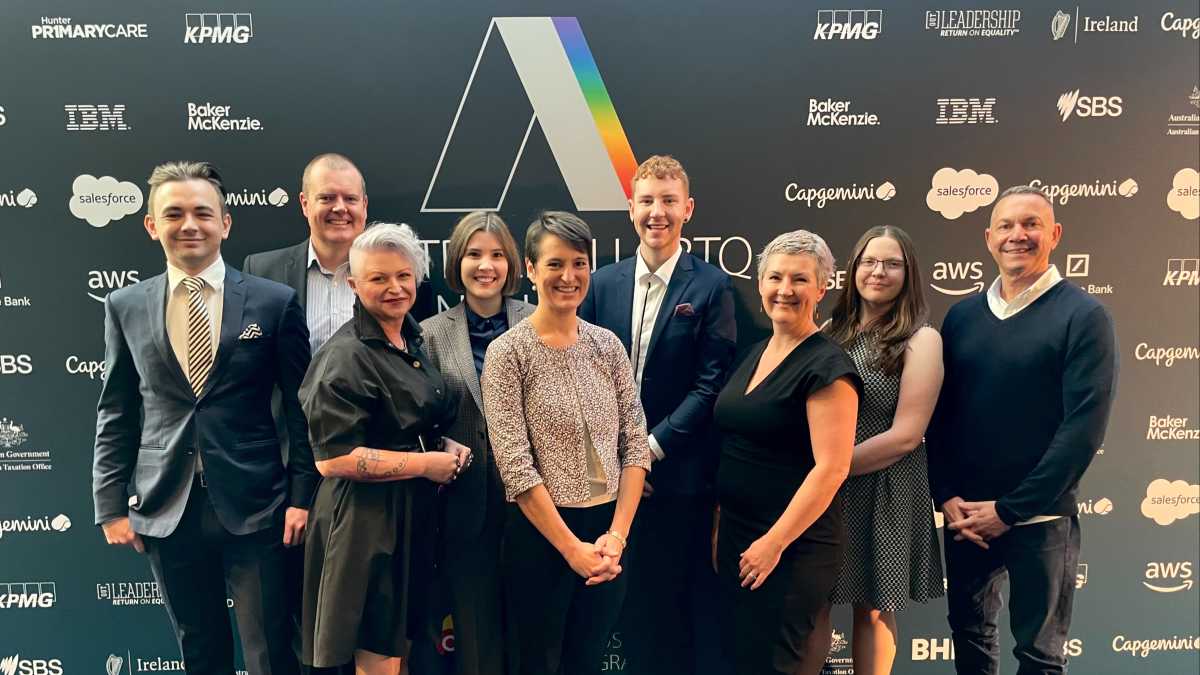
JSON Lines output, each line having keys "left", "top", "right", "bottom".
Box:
{"left": 674, "top": 303, "right": 695, "bottom": 317}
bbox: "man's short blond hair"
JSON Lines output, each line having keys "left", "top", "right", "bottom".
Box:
{"left": 631, "top": 154, "right": 690, "bottom": 195}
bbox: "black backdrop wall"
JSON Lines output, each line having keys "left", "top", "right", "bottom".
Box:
{"left": 1, "top": 1, "right": 1198, "bottom": 673}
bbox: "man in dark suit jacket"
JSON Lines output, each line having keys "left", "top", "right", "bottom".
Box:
{"left": 579, "top": 155, "right": 736, "bottom": 675}
{"left": 93, "top": 161, "right": 317, "bottom": 675}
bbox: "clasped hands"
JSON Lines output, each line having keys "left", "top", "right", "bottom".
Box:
{"left": 564, "top": 532, "right": 626, "bottom": 586}
{"left": 943, "top": 497, "right": 1010, "bottom": 549}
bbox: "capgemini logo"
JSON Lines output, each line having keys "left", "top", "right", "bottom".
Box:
{"left": 1051, "top": 10, "right": 1072, "bottom": 40}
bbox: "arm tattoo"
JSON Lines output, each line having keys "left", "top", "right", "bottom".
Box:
{"left": 355, "top": 447, "right": 408, "bottom": 480}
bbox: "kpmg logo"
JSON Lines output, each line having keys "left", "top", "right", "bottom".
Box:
{"left": 0, "top": 656, "right": 63, "bottom": 675}
{"left": 807, "top": 99, "right": 880, "bottom": 126}
{"left": 1143, "top": 562, "right": 1194, "bottom": 593}
{"left": 1161, "top": 12, "right": 1200, "bottom": 39}
{"left": 1141, "top": 479, "right": 1200, "bottom": 525}
{"left": 930, "top": 261, "right": 984, "bottom": 296}
{"left": 0, "top": 189, "right": 37, "bottom": 209}
{"left": 1051, "top": 8, "right": 1139, "bottom": 43}
{"left": 0, "top": 582, "right": 56, "bottom": 609}
{"left": 96, "top": 581, "right": 163, "bottom": 606}
{"left": 184, "top": 13, "right": 253, "bottom": 44}
{"left": 225, "top": 188, "right": 288, "bottom": 208}
{"left": 423, "top": 17, "right": 636, "bottom": 213}
{"left": 1056, "top": 90, "right": 1123, "bottom": 122}
{"left": 65, "top": 104, "right": 130, "bottom": 132}
{"left": 925, "top": 9, "right": 1021, "bottom": 38}
{"left": 88, "top": 269, "right": 141, "bottom": 302}
{"left": 32, "top": 16, "right": 148, "bottom": 39}
{"left": 784, "top": 180, "right": 896, "bottom": 207}
{"left": 926, "top": 167, "right": 998, "bottom": 219}
{"left": 69, "top": 175, "right": 143, "bottom": 227}
{"left": 187, "top": 102, "right": 264, "bottom": 132}
{"left": 1027, "top": 177, "right": 1138, "bottom": 205}
{"left": 1164, "top": 258, "right": 1200, "bottom": 286}
{"left": 1167, "top": 168, "right": 1200, "bottom": 219}
{"left": 935, "top": 98, "right": 997, "bottom": 125}
{"left": 813, "top": 10, "right": 882, "bottom": 40}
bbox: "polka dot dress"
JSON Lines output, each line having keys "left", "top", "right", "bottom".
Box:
{"left": 830, "top": 331, "right": 944, "bottom": 611}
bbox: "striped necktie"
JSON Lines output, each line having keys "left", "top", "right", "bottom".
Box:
{"left": 182, "top": 277, "right": 214, "bottom": 396}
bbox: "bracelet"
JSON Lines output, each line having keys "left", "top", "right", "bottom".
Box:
{"left": 605, "top": 529, "right": 627, "bottom": 548}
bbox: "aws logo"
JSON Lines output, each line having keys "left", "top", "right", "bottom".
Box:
{"left": 423, "top": 17, "right": 636, "bottom": 213}
{"left": 88, "top": 270, "right": 140, "bottom": 302}
{"left": 930, "top": 261, "right": 985, "bottom": 295}
{"left": 1143, "top": 561, "right": 1194, "bottom": 593}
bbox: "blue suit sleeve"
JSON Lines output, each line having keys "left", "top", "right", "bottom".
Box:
{"left": 93, "top": 296, "right": 142, "bottom": 524}
{"left": 274, "top": 290, "right": 319, "bottom": 508}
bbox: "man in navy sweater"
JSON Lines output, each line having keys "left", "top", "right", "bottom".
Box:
{"left": 928, "top": 185, "right": 1117, "bottom": 674}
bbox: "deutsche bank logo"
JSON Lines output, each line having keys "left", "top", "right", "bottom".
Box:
{"left": 814, "top": 10, "right": 882, "bottom": 40}
{"left": 936, "top": 98, "right": 998, "bottom": 124}
{"left": 423, "top": 18, "right": 637, "bottom": 212}
{"left": 184, "top": 13, "right": 253, "bottom": 44}
{"left": 64, "top": 105, "right": 129, "bottom": 132}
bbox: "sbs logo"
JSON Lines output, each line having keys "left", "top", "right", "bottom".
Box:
{"left": 0, "top": 657, "right": 63, "bottom": 675}
{"left": 1056, "top": 90, "right": 1123, "bottom": 121}
{"left": 0, "top": 355, "right": 33, "bottom": 376}
{"left": 1144, "top": 561, "right": 1194, "bottom": 593}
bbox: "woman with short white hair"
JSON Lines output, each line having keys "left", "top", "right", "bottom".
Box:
{"left": 299, "top": 222, "right": 473, "bottom": 675}
{"left": 713, "top": 229, "right": 862, "bottom": 675}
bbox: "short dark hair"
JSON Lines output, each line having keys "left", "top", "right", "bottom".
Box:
{"left": 996, "top": 184, "right": 1053, "bottom": 209}
{"left": 147, "top": 160, "right": 227, "bottom": 216}
{"left": 446, "top": 211, "right": 522, "bottom": 296}
{"left": 524, "top": 211, "right": 592, "bottom": 264}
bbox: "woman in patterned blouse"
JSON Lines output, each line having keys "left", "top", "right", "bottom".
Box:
{"left": 481, "top": 211, "right": 652, "bottom": 675}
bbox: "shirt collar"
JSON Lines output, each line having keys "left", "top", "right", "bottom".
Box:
{"left": 351, "top": 298, "right": 423, "bottom": 348}
{"left": 307, "top": 241, "right": 349, "bottom": 276}
{"left": 986, "top": 264, "right": 1062, "bottom": 317}
{"left": 633, "top": 244, "right": 683, "bottom": 286}
{"left": 463, "top": 301, "right": 505, "bottom": 329}
{"left": 167, "top": 256, "right": 225, "bottom": 294}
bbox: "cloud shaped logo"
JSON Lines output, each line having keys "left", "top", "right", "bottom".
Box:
{"left": 926, "top": 167, "right": 999, "bottom": 220}
{"left": 69, "top": 174, "right": 143, "bottom": 228}
{"left": 1167, "top": 168, "right": 1199, "bottom": 220}
{"left": 268, "top": 187, "right": 289, "bottom": 207}
{"left": 16, "top": 188, "right": 37, "bottom": 208}
{"left": 1141, "top": 478, "right": 1200, "bottom": 526}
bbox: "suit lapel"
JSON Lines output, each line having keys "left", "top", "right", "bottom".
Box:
{"left": 612, "top": 258, "right": 636, "bottom": 355}
{"left": 145, "top": 274, "right": 192, "bottom": 394}
{"left": 447, "top": 304, "right": 485, "bottom": 414}
{"left": 199, "top": 268, "right": 246, "bottom": 402}
{"left": 645, "top": 253, "right": 695, "bottom": 363}
{"left": 287, "top": 241, "right": 308, "bottom": 308}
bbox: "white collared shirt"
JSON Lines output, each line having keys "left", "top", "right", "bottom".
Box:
{"left": 306, "top": 242, "right": 355, "bottom": 354}
{"left": 986, "top": 265, "right": 1063, "bottom": 320}
{"left": 630, "top": 245, "right": 682, "bottom": 461}
{"left": 984, "top": 263, "right": 1064, "bottom": 526}
{"left": 165, "top": 256, "right": 225, "bottom": 380}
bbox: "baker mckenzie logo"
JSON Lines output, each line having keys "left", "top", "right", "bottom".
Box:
{"left": 1161, "top": 12, "right": 1200, "bottom": 39}
{"left": 184, "top": 13, "right": 253, "bottom": 44}
{"left": 65, "top": 104, "right": 130, "bottom": 132}
{"left": 1027, "top": 177, "right": 1137, "bottom": 205}
{"left": 807, "top": 99, "right": 880, "bottom": 126}
{"left": 1167, "top": 168, "right": 1200, "bottom": 219}
{"left": 423, "top": 17, "right": 636, "bottom": 213}
{"left": 1143, "top": 562, "right": 1194, "bottom": 593}
{"left": 0, "top": 418, "right": 52, "bottom": 473}
{"left": 926, "top": 167, "right": 998, "bottom": 219}
{"left": 96, "top": 581, "right": 163, "bottom": 606}
{"left": 32, "top": 17, "right": 148, "bottom": 39}
{"left": 1141, "top": 479, "right": 1200, "bottom": 526}
{"left": 0, "top": 514, "right": 71, "bottom": 541}
{"left": 1056, "top": 90, "right": 1123, "bottom": 122}
{"left": 784, "top": 180, "right": 896, "bottom": 207}
{"left": 70, "top": 175, "right": 143, "bottom": 227}
{"left": 0, "top": 189, "right": 37, "bottom": 209}
{"left": 187, "top": 103, "right": 264, "bottom": 132}
{"left": 1147, "top": 415, "right": 1199, "bottom": 441}
{"left": 0, "top": 582, "right": 56, "bottom": 609}
{"left": 1164, "top": 258, "right": 1200, "bottom": 286}
{"left": 925, "top": 9, "right": 1021, "bottom": 38}
{"left": 813, "top": 10, "right": 882, "bottom": 40}
{"left": 1050, "top": 8, "right": 1139, "bottom": 43}
{"left": 930, "top": 261, "right": 984, "bottom": 295}
{"left": 935, "top": 98, "right": 997, "bottom": 125}
{"left": 225, "top": 188, "right": 288, "bottom": 208}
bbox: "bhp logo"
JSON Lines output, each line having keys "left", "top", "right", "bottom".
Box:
{"left": 423, "top": 17, "right": 636, "bottom": 213}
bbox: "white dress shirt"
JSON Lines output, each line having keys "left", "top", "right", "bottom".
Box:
{"left": 984, "top": 263, "right": 1064, "bottom": 526}
{"left": 165, "top": 256, "right": 225, "bottom": 379}
{"left": 631, "top": 245, "right": 683, "bottom": 461}
{"left": 305, "top": 242, "right": 356, "bottom": 354}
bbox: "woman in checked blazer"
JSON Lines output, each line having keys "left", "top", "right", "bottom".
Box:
{"left": 420, "top": 212, "right": 533, "bottom": 675}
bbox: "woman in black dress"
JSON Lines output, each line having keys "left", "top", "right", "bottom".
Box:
{"left": 714, "top": 229, "right": 861, "bottom": 675}
{"left": 299, "top": 223, "right": 473, "bottom": 675}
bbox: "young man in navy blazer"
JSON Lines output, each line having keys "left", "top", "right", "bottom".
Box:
{"left": 579, "top": 155, "right": 737, "bottom": 675}
{"left": 93, "top": 161, "right": 316, "bottom": 675}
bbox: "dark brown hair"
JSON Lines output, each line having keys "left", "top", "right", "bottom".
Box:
{"left": 825, "top": 225, "right": 928, "bottom": 375}
{"left": 445, "top": 211, "right": 521, "bottom": 296}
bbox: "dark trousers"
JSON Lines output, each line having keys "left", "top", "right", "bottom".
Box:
{"left": 503, "top": 501, "right": 626, "bottom": 675}
{"left": 444, "top": 485, "right": 507, "bottom": 675}
{"left": 618, "top": 495, "right": 727, "bottom": 675}
{"left": 944, "top": 516, "right": 1080, "bottom": 675}
{"left": 144, "top": 478, "right": 296, "bottom": 675}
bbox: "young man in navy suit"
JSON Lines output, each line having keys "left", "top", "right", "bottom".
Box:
{"left": 579, "top": 155, "right": 737, "bottom": 675}
{"left": 93, "top": 161, "right": 316, "bottom": 675}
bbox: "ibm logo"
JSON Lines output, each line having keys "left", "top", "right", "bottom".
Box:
{"left": 814, "top": 10, "right": 883, "bottom": 40}
{"left": 0, "top": 581, "right": 56, "bottom": 609}
{"left": 936, "top": 97, "right": 998, "bottom": 124}
{"left": 184, "top": 13, "right": 253, "bottom": 44}
{"left": 64, "top": 104, "right": 129, "bottom": 131}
